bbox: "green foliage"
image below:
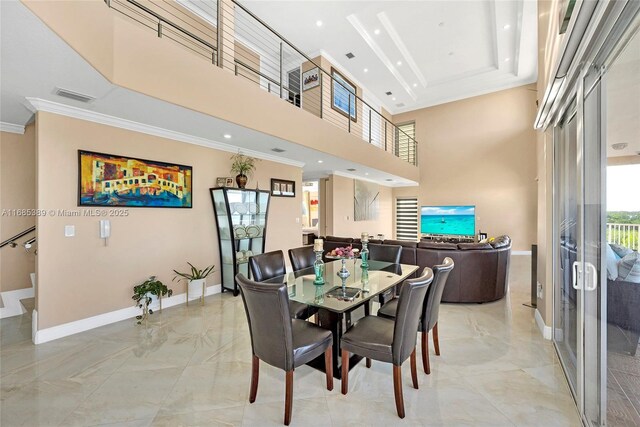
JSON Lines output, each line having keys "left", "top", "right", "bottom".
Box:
{"left": 132, "top": 276, "right": 173, "bottom": 324}
{"left": 173, "top": 262, "right": 216, "bottom": 282}
{"left": 230, "top": 152, "right": 259, "bottom": 178}
{"left": 607, "top": 211, "right": 640, "bottom": 225}
{"left": 606, "top": 211, "right": 640, "bottom": 251}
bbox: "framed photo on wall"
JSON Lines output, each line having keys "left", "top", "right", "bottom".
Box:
{"left": 302, "top": 68, "right": 320, "bottom": 91}
{"left": 271, "top": 179, "right": 295, "bottom": 197}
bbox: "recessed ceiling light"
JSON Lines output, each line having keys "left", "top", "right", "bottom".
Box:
{"left": 364, "top": 68, "right": 368, "bottom": 73}
{"left": 365, "top": 173, "right": 369, "bottom": 176}
{"left": 396, "top": 60, "right": 402, "bottom": 66}
{"left": 392, "top": 97, "right": 396, "bottom": 101}
{"left": 448, "top": 51, "right": 454, "bottom": 56}
{"left": 504, "top": 24, "right": 511, "bottom": 30}
{"left": 505, "top": 58, "right": 510, "bottom": 62}
{"left": 413, "top": 83, "right": 417, "bottom": 87}
{"left": 316, "top": 20, "right": 323, "bottom": 27}
{"left": 317, "top": 160, "right": 323, "bottom": 163}
{"left": 223, "top": 134, "right": 232, "bottom": 139}
{"left": 438, "top": 22, "right": 445, "bottom": 27}
{"left": 374, "top": 28, "right": 380, "bottom": 35}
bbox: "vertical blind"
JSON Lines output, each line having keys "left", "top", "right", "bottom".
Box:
{"left": 395, "top": 197, "right": 418, "bottom": 241}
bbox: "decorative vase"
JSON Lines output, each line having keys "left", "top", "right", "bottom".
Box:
{"left": 361, "top": 241, "right": 369, "bottom": 269}
{"left": 188, "top": 278, "right": 206, "bottom": 305}
{"left": 337, "top": 258, "right": 351, "bottom": 289}
{"left": 313, "top": 250, "right": 325, "bottom": 285}
{"left": 236, "top": 174, "right": 248, "bottom": 188}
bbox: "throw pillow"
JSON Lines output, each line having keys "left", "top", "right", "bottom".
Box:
{"left": 489, "top": 235, "right": 511, "bottom": 249}
{"left": 618, "top": 252, "right": 640, "bottom": 284}
{"left": 605, "top": 244, "right": 619, "bottom": 281}
{"left": 610, "top": 244, "right": 633, "bottom": 259}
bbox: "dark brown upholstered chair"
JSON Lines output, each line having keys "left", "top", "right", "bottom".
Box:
{"left": 369, "top": 243, "right": 403, "bottom": 264}
{"left": 340, "top": 268, "right": 433, "bottom": 419}
{"left": 378, "top": 257, "right": 454, "bottom": 374}
{"left": 236, "top": 274, "right": 333, "bottom": 426}
{"left": 249, "top": 251, "right": 317, "bottom": 320}
{"left": 288, "top": 246, "right": 316, "bottom": 272}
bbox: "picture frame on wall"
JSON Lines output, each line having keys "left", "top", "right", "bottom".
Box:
{"left": 271, "top": 179, "right": 295, "bottom": 197}
{"left": 302, "top": 67, "right": 320, "bottom": 91}
{"left": 78, "top": 150, "right": 192, "bottom": 208}
{"left": 216, "top": 177, "right": 226, "bottom": 187}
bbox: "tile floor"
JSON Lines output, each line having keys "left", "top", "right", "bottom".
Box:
{"left": 1, "top": 256, "right": 581, "bottom": 426}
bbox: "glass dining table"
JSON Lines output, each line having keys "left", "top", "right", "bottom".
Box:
{"left": 263, "top": 259, "right": 419, "bottom": 377}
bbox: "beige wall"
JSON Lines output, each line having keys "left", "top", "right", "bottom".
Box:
{"left": 393, "top": 85, "right": 538, "bottom": 252}
{"left": 325, "top": 175, "right": 393, "bottom": 239}
{"left": 0, "top": 127, "right": 37, "bottom": 292}
{"left": 35, "top": 111, "right": 301, "bottom": 329}
{"left": 22, "top": 0, "right": 418, "bottom": 183}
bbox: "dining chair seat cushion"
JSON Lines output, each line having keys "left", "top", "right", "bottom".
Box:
{"left": 292, "top": 319, "right": 333, "bottom": 368}
{"left": 341, "top": 316, "right": 395, "bottom": 363}
{"left": 290, "top": 301, "right": 318, "bottom": 320}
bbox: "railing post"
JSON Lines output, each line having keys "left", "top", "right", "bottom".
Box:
{"left": 157, "top": 21, "right": 162, "bottom": 38}
{"left": 384, "top": 121, "right": 387, "bottom": 151}
{"left": 320, "top": 72, "right": 324, "bottom": 119}
{"left": 216, "top": 0, "right": 222, "bottom": 68}
{"left": 368, "top": 109, "right": 372, "bottom": 143}
{"left": 348, "top": 95, "right": 352, "bottom": 133}
{"left": 279, "top": 42, "right": 283, "bottom": 99}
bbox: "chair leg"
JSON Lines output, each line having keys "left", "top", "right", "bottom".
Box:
{"left": 249, "top": 355, "right": 259, "bottom": 403}
{"left": 393, "top": 365, "right": 405, "bottom": 419}
{"left": 284, "top": 370, "right": 293, "bottom": 426}
{"left": 313, "top": 313, "right": 319, "bottom": 324}
{"left": 433, "top": 322, "right": 440, "bottom": 356}
{"left": 341, "top": 349, "right": 349, "bottom": 395}
{"left": 422, "top": 330, "right": 430, "bottom": 375}
{"left": 325, "top": 346, "right": 333, "bottom": 391}
{"left": 366, "top": 358, "right": 371, "bottom": 368}
{"left": 410, "top": 348, "right": 418, "bottom": 389}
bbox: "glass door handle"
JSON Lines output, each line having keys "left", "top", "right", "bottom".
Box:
{"left": 572, "top": 261, "right": 583, "bottom": 290}
{"left": 584, "top": 262, "right": 598, "bottom": 291}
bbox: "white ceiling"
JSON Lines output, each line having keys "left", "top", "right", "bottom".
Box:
{"left": 0, "top": 0, "right": 416, "bottom": 186}
{"left": 239, "top": 0, "right": 539, "bottom": 114}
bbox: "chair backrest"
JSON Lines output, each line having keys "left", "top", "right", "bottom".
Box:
{"left": 249, "top": 250, "right": 286, "bottom": 282}
{"left": 236, "top": 273, "right": 294, "bottom": 371}
{"left": 288, "top": 246, "right": 315, "bottom": 272}
{"left": 422, "top": 257, "right": 455, "bottom": 332}
{"left": 392, "top": 267, "right": 433, "bottom": 365}
{"left": 369, "top": 244, "right": 403, "bottom": 264}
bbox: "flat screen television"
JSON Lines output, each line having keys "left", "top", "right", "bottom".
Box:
{"left": 420, "top": 205, "right": 475, "bottom": 236}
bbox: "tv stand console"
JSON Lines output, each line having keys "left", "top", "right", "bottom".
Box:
{"left": 421, "top": 234, "right": 475, "bottom": 244}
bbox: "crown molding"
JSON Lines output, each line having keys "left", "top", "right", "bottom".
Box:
{"left": 24, "top": 97, "right": 305, "bottom": 168}
{"left": 0, "top": 122, "right": 25, "bottom": 134}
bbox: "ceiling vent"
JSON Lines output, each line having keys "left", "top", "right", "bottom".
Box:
{"left": 385, "top": 91, "right": 393, "bottom": 96}
{"left": 345, "top": 52, "right": 355, "bottom": 59}
{"left": 347, "top": 168, "right": 356, "bottom": 172}
{"left": 271, "top": 148, "right": 286, "bottom": 153}
{"left": 611, "top": 143, "right": 628, "bottom": 150}
{"left": 54, "top": 88, "right": 95, "bottom": 103}
{"left": 396, "top": 103, "right": 405, "bottom": 107}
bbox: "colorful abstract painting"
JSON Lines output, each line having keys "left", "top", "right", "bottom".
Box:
{"left": 78, "top": 150, "right": 192, "bottom": 208}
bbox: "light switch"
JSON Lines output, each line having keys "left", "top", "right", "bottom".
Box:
{"left": 64, "top": 225, "right": 75, "bottom": 237}
{"left": 295, "top": 217, "right": 300, "bottom": 224}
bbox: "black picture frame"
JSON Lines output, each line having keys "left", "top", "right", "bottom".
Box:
{"left": 78, "top": 149, "right": 193, "bottom": 208}
{"left": 271, "top": 178, "right": 295, "bottom": 197}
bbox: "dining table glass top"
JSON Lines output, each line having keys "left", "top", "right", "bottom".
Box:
{"left": 263, "top": 259, "right": 419, "bottom": 314}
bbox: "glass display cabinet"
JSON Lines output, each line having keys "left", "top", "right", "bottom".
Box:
{"left": 210, "top": 187, "right": 270, "bottom": 295}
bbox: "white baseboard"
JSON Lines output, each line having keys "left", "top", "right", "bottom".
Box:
{"left": 0, "top": 287, "right": 34, "bottom": 319}
{"left": 535, "top": 308, "right": 552, "bottom": 340}
{"left": 33, "top": 284, "right": 221, "bottom": 344}
{"left": 512, "top": 251, "right": 532, "bottom": 256}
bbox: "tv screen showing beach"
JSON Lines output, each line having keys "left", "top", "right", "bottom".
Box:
{"left": 421, "top": 206, "right": 475, "bottom": 236}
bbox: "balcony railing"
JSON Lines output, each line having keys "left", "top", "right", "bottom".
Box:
{"left": 607, "top": 223, "right": 639, "bottom": 251}
{"left": 104, "top": 0, "right": 418, "bottom": 166}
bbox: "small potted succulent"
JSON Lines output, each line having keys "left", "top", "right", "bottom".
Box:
{"left": 132, "top": 276, "right": 173, "bottom": 324}
{"left": 173, "top": 262, "right": 216, "bottom": 304}
{"left": 230, "top": 151, "right": 259, "bottom": 188}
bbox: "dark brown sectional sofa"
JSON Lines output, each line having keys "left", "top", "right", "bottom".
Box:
{"left": 320, "top": 235, "right": 512, "bottom": 303}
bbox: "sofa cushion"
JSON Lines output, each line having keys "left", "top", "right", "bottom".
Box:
{"left": 488, "top": 235, "right": 511, "bottom": 249}
{"left": 457, "top": 243, "right": 493, "bottom": 251}
{"left": 384, "top": 239, "right": 418, "bottom": 248}
{"left": 606, "top": 244, "right": 620, "bottom": 281}
{"left": 418, "top": 242, "right": 458, "bottom": 250}
{"left": 619, "top": 252, "right": 640, "bottom": 284}
{"left": 611, "top": 244, "right": 633, "bottom": 259}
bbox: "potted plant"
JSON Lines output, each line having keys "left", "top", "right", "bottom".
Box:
{"left": 132, "top": 276, "right": 173, "bottom": 324}
{"left": 230, "top": 151, "right": 259, "bottom": 189}
{"left": 173, "top": 262, "right": 216, "bottom": 305}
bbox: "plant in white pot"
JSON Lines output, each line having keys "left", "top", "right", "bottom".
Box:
{"left": 173, "top": 263, "right": 215, "bottom": 305}
{"left": 132, "top": 276, "right": 173, "bottom": 325}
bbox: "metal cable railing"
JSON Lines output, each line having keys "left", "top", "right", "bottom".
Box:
{"left": 104, "top": 0, "right": 418, "bottom": 166}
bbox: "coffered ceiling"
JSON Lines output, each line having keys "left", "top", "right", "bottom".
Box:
{"left": 240, "top": 0, "right": 538, "bottom": 113}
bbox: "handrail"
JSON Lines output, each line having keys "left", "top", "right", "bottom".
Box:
{"left": 229, "top": 0, "right": 417, "bottom": 144}
{"left": 0, "top": 226, "right": 36, "bottom": 249}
